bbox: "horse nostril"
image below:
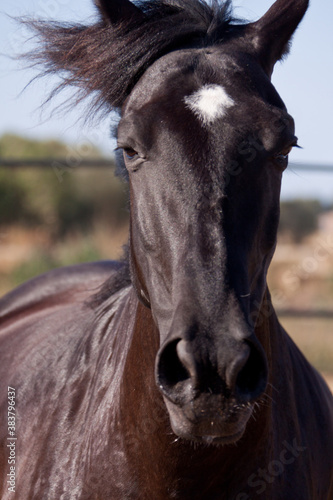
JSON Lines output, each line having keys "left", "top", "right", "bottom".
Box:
{"left": 225, "top": 345, "right": 251, "bottom": 392}
{"left": 176, "top": 340, "right": 197, "bottom": 379}
{"left": 156, "top": 337, "right": 267, "bottom": 404}
{"left": 234, "top": 342, "right": 268, "bottom": 401}
{"left": 156, "top": 339, "right": 191, "bottom": 398}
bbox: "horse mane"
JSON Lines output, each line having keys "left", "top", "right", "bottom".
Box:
{"left": 27, "top": 0, "right": 239, "bottom": 113}
{"left": 89, "top": 247, "right": 131, "bottom": 307}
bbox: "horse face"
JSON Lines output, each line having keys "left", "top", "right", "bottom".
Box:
{"left": 117, "top": 13, "right": 299, "bottom": 445}
{"left": 28, "top": 0, "right": 308, "bottom": 445}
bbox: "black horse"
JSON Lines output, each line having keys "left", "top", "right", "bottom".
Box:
{"left": 0, "top": 0, "right": 332, "bottom": 498}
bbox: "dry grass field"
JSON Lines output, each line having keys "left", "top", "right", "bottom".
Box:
{"left": 268, "top": 223, "right": 333, "bottom": 388}
{"left": 325, "top": 375, "right": 333, "bottom": 393}
{"left": 278, "top": 316, "right": 333, "bottom": 392}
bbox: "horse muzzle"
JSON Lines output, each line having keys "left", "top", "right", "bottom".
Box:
{"left": 155, "top": 333, "right": 268, "bottom": 444}
{"left": 163, "top": 390, "right": 255, "bottom": 444}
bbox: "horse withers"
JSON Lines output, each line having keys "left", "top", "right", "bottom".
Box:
{"left": 0, "top": 0, "right": 332, "bottom": 498}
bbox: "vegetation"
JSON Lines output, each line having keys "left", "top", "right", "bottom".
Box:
{"left": 11, "top": 241, "right": 102, "bottom": 286}
{"left": 0, "top": 133, "right": 77, "bottom": 159}
{"left": 0, "top": 134, "right": 129, "bottom": 237}
{"left": 279, "top": 199, "right": 323, "bottom": 243}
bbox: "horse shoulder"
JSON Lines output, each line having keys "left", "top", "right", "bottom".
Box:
{"left": 0, "top": 260, "right": 126, "bottom": 405}
{"left": 0, "top": 262, "right": 134, "bottom": 499}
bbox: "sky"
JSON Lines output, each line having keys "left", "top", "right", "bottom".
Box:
{"left": 0, "top": 0, "right": 332, "bottom": 201}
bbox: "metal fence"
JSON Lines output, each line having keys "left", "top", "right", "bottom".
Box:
{"left": 1, "top": 159, "right": 333, "bottom": 172}
{"left": 0, "top": 158, "right": 114, "bottom": 168}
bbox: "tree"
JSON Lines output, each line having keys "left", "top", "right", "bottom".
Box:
{"left": 279, "top": 200, "right": 322, "bottom": 243}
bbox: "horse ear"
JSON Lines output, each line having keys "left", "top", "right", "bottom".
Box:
{"left": 94, "top": 0, "right": 144, "bottom": 24}
{"left": 248, "top": 0, "right": 309, "bottom": 77}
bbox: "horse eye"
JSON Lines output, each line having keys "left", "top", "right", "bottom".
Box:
{"left": 123, "top": 147, "right": 138, "bottom": 160}
{"left": 273, "top": 145, "right": 295, "bottom": 167}
{"left": 281, "top": 145, "right": 293, "bottom": 157}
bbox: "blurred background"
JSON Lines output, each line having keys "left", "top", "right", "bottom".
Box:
{"left": 0, "top": 0, "right": 332, "bottom": 387}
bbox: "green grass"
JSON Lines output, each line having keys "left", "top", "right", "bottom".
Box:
{"left": 11, "top": 241, "right": 102, "bottom": 288}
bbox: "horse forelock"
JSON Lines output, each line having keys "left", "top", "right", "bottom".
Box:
{"left": 26, "top": 0, "right": 242, "bottom": 114}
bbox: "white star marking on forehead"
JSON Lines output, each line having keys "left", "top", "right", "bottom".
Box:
{"left": 184, "top": 84, "right": 235, "bottom": 125}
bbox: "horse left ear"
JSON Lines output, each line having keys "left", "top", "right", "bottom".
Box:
{"left": 248, "top": 0, "right": 309, "bottom": 77}
{"left": 94, "top": 0, "right": 144, "bottom": 24}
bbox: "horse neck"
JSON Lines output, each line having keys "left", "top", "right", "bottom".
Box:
{"left": 254, "top": 287, "right": 289, "bottom": 393}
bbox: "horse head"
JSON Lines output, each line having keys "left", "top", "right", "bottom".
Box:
{"left": 116, "top": 0, "right": 308, "bottom": 444}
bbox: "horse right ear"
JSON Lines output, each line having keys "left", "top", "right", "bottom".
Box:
{"left": 247, "top": 0, "right": 309, "bottom": 77}
{"left": 94, "top": 0, "right": 144, "bottom": 24}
